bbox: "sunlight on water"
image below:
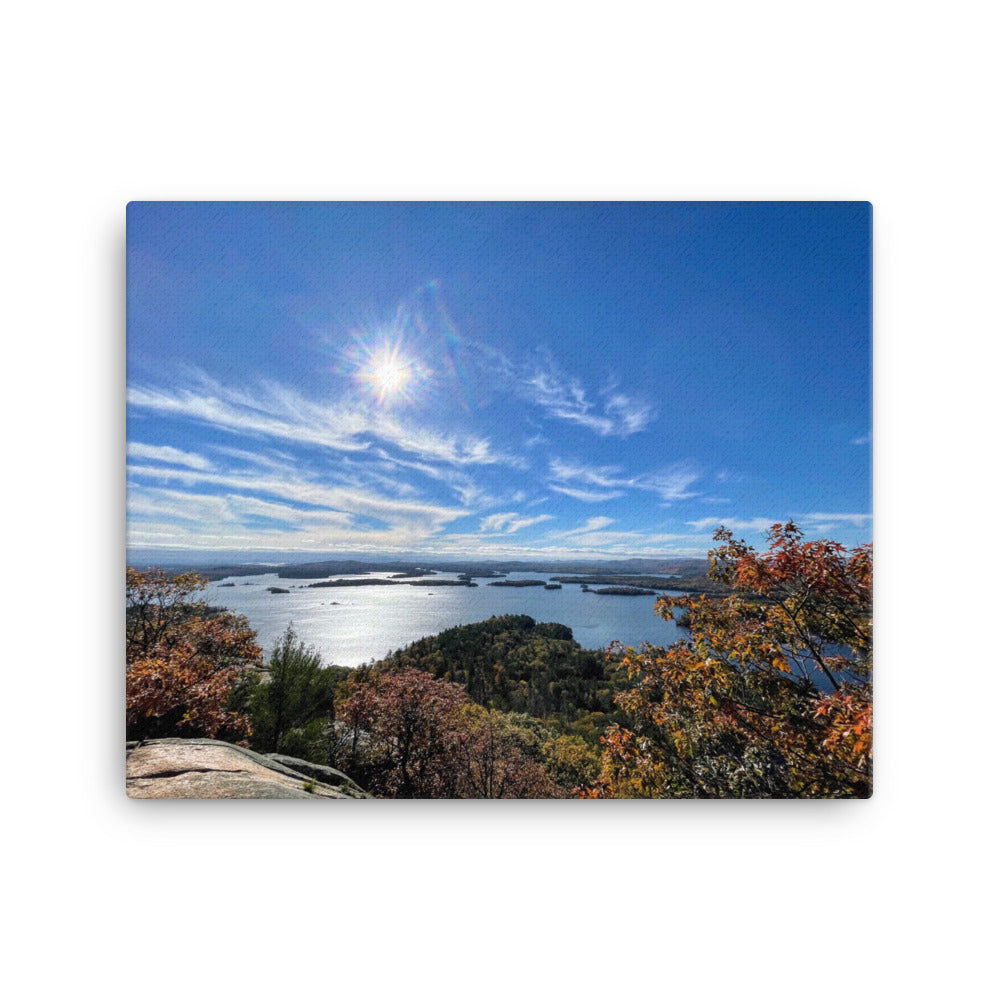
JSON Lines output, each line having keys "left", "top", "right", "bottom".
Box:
{"left": 204, "top": 571, "right": 684, "bottom": 666}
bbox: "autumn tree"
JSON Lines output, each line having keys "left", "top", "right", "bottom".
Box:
{"left": 337, "top": 668, "right": 468, "bottom": 797}
{"left": 453, "top": 706, "right": 563, "bottom": 798}
{"left": 337, "top": 668, "right": 561, "bottom": 798}
{"left": 586, "top": 523, "right": 872, "bottom": 798}
{"left": 126, "top": 568, "right": 261, "bottom": 741}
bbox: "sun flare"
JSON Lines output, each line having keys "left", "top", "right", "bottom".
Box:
{"left": 371, "top": 351, "right": 411, "bottom": 398}
{"left": 349, "top": 337, "right": 428, "bottom": 405}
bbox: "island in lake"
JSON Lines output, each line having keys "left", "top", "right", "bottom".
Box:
{"left": 307, "top": 577, "right": 477, "bottom": 589}
{"left": 589, "top": 586, "right": 656, "bottom": 596}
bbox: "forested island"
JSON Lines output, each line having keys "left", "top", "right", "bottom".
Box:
{"left": 306, "top": 577, "right": 478, "bottom": 588}
{"left": 588, "top": 586, "right": 657, "bottom": 596}
{"left": 126, "top": 523, "right": 873, "bottom": 799}
{"left": 551, "top": 574, "right": 732, "bottom": 597}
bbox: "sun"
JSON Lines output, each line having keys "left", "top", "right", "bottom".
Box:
{"left": 348, "top": 337, "right": 428, "bottom": 405}
{"left": 370, "top": 349, "right": 411, "bottom": 399}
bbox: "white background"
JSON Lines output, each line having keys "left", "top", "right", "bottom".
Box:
{"left": 4, "top": 2, "right": 995, "bottom": 997}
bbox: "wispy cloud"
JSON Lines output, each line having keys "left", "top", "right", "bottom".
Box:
{"left": 126, "top": 442, "right": 213, "bottom": 471}
{"left": 370, "top": 448, "right": 516, "bottom": 509}
{"left": 548, "top": 457, "right": 701, "bottom": 503}
{"left": 851, "top": 431, "right": 872, "bottom": 445}
{"left": 562, "top": 516, "right": 616, "bottom": 536}
{"left": 206, "top": 445, "right": 298, "bottom": 471}
{"left": 126, "top": 517, "right": 428, "bottom": 555}
{"left": 521, "top": 355, "right": 656, "bottom": 437}
{"left": 549, "top": 515, "right": 686, "bottom": 549}
{"left": 127, "top": 461, "right": 466, "bottom": 537}
{"left": 126, "top": 464, "right": 466, "bottom": 555}
{"left": 128, "top": 485, "right": 356, "bottom": 531}
{"left": 128, "top": 486, "right": 236, "bottom": 525}
{"left": 478, "top": 512, "right": 555, "bottom": 534}
{"left": 127, "top": 381, "right": 370, "bottom": 454}
{"left": 632, "top": 469, "right": 701, "bottom": 502}
{"left": 413, "top": 528, "right": 704, "bottom": 561}
{"left": 549, "top": 484, "right": 626, "bottom": 503}
{"left": 125, "top": 366, "right": 548, "bottom": 554}
{"left": 602, "top": 392, "right": 656, "bottom": 435}
{"left": 127, "top": 371, "right": 523, "bottom": 470}
{"left": 126, "top": 481, "right": 383, "bottom": 554}
{"left": 549, "top": 458, "right": 623, "bottom": 489}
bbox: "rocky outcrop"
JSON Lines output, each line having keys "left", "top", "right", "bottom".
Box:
{"left": 126, "top": 738, "right": 368, "bottom": 799}
{"left": 265, "top": 754, "right": 359, "bottom": 789}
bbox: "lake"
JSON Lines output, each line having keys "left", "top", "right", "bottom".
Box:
{"left": 202, "top": 570, "right": 688, "bottom": 666}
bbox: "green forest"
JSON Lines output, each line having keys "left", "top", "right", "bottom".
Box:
{"left": 126, "top": 522, "right": 873, "bottom": 798}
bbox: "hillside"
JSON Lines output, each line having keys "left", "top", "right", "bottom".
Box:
{"left": 370, "top": 614, "right": 628, "bottom": 737}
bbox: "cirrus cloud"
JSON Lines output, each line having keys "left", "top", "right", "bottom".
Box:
{"left": 478, "top": 512, "right": 555, "bottom": 535}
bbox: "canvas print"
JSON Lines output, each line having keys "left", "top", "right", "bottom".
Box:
{"left": 126, "top": 202, "right": 872, "bottom": 799}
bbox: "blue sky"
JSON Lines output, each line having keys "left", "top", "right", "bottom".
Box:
{"left": 126, "top": 202, "right": 871, "bottom": 562}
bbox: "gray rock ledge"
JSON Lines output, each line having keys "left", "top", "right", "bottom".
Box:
{"left": 126, "top": 738, "right": 368, "bottom": 799}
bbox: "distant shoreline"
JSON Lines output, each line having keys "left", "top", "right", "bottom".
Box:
{"left": 191, "top": 566, "right": 731, "bottom": 598}
{"left": 126, "top": 554, "right": 711, "bottom": 583}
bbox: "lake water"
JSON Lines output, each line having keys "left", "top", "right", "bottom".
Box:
{"left": 202, "top": 570, "right": 688, "bottom": 667}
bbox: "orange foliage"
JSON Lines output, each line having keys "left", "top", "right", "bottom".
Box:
{"left": 338, "top": 668, "right": 558, "bottom": 798}
{"left": 126, "top": 568, "right": 261, "bottom": 740}
{"left": 586, "top": 523, "right": 873, "bottom": 798}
